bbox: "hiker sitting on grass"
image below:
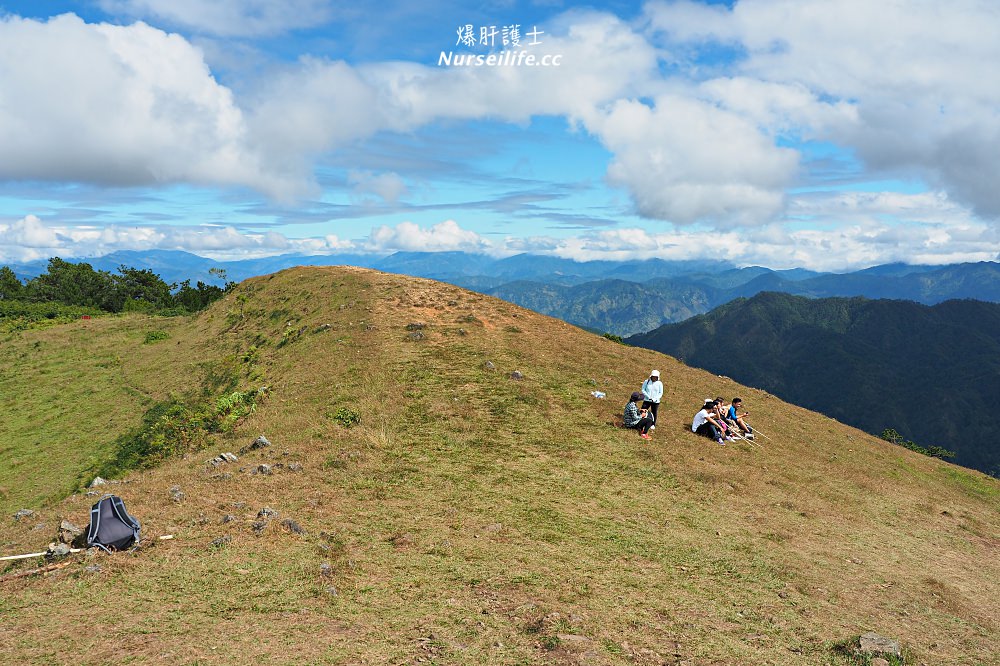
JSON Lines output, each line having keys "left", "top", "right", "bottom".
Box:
{"left": 726, "top": 397, "right": 754, "bottom": 438}
{"left": 711, "top": 397, "right": 736, "bottom": 439}
{"left": 692, "top": 399, "right": 728, "bottom": 446}
{"left": 624, "top": 391, "right": 655, "bottom": 440}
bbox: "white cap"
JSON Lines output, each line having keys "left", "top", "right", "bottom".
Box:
{"left": 650, "top": 370, "right": 660, "bottom": 378}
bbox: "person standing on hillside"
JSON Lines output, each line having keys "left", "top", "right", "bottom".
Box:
{"left": 624, "top": 391, "right": 655, "bottom": 440}
{"left": 692, "top": 399, "right": 727, "bottom": 445}
{"left": 641, "top": 370, "right": 663, "bottom": 429}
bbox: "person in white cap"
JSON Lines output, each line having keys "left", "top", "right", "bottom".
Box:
{"left": 641, "top": 369, "right": 663, "bottom": 429}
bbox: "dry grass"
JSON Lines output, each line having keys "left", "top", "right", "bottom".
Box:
{"left": 1, "top": 266, "right": 997, "bottom": 665}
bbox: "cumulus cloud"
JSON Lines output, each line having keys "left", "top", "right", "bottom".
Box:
{"left": 97, "top": 0, "right": 334, "bottom": 37}
{"left": 364, "top": 220, "right": 492, "bottom": 253}
{"left": 0, "top": 215, "right": 352, "bottom": 263}
{"left": 582, "top": 95, "right": 799, "bottom": 225}
{"left": 645, "top": 0, "right": 1000, "bottom": 219}
{"left": 0, "top": 14, "right": 305, "bottom": 198}
{"left": 243, "top": 11, "right": 659, "bottom": 162}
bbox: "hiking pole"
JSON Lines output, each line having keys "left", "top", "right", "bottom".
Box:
{"left": 750, "top": 426, "right": 772, "bottom": 442}
{"left": 0, "top": 534, "right": 175, "bottom": 562}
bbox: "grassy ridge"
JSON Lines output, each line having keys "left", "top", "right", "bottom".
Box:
{"left": 1, "top": 267, "right": 997, "bottom": 665}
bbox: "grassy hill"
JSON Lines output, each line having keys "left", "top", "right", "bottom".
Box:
{"left": 1, "top": 267, "right": 997, "bottom": 665}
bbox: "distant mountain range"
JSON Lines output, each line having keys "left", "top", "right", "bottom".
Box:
{"left": 7, "top": 250, "right": 1000, "bottom": 336}
{"left": 627, "top": 292, "right": 1000, "bottom": 476}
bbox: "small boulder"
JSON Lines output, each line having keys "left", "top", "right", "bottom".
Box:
{"left": 256, "top": 464, "right": 273, "bottom": 475}
{"left": 169, "top": 486, "right": 185, "bottom": 503}
{"left": 281, "top": 518, "right": 306, "bottom": 535}
{"left": 13, "top": 508, "right": 35, "bottom": 521}
{"left": 287, "top": 463, "right": 303, "bottom": 472}
{"left": 89, "top": 477, "right": 107, "bottom": 488}
{"left": 47, "top": 542, "right": 72, "bottom": 558}
{"left": 510, "top": 370, "right": 523, "bottom": 380}
{"left": 406, "top": 322, "right": 426, "bottom": 331}
{"left": 58, "top": 520, "right": 84, "bottom": 546}
{"left": 407, "top": 331, "right": 425, "bottom": 341}
{"left": 240, "top": 435, "right": 272, "bottom": 454}
{"left": 210, "top": 535, "right": 232, "bottom": 548}
{"left": 257, "top": 507, "right": 279, "bottom": 519}
{"left": 859, "top": 632, "right": 901, "bottom": 658}
{"left": 483, "top": 361, "right": 495, "bottom": 371}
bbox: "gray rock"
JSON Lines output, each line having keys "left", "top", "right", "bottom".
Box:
{"left": 483, "top": 361, "right": 495, "bottom": 371}
{"left": 325, "top": 585, "right": 338, "bottom": 596}
{"left": 859, "top": 632, "right": 901, "bottom": 657}
{"left": 47, "top": 542, "right": 72, "bottom": 558}
{"left": 169, "top": 486, "right": 185, "bottom": 503}
{"left": 256, "top": 464, "right": 273, "bottom": 475}
{"left": 557, "top": 634, "right": 593, "bottom": 646}
{"left": 287, "top": 463, "right": 303, "bottom": 472}
{"left": 407, "top": 331, "right": 424, "bottom": 341}
{"left": 58, "top": 520, "right": 84, "bottom": 546}
{"left": 89, "top": 477, "right": 107, "bottom": 487}
{"left": 257, "top": 507, "right": 279, "bottom": 519}
{"left": 406, "top": 322, "right": 426, "bottom": 331}
{"left": 281, "top": 519, "right": 306, "bottom": 535}
{"left": 84, "top": 565, "right": 103, "bottom": 573}
{"left": 221, "top": 452, "right": 238, "bottom": 463}
{"left": 251, "top": 521, "right": 268, "bottom": 535}
{"left": 510, "top": 370, "right": 523, "bottom": 380}
{"left": 240, "top": 435, "right": 272, "bottom": 454}
{"left": 211, "top": 535, "right": 232, "bottom": 548}
{"left": 221, "top": 514, "right": 237, "bottom": 524}
{"left": 13, "top": 508, "right": 35, "bottom": 521}
{"left": 320, "top": 563, "right": 333, "bottom": 577}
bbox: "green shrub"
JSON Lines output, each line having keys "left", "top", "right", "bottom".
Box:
{"left": 95, "top": 386, "right": 268, "bottom": 480}
{"left": 880, "top": 428, "right": 955, "bottom": 460}
{"left": 143, "top": 330, "right": 169, "bottom": 344}
{"left": 332, "top": 407, "right": 361, "bottom": 428}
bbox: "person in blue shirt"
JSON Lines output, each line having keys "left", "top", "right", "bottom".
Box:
{"left": 623, "top": 391, "right": 654, "bottom": 440}
{"left": 727, "top": 397, "right": 753, "bottom": 438}
{"left": 641, "top": 370, "right": 663, "bottom": 429}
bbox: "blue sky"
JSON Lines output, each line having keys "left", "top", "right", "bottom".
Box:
{"left": 0, "top": 0, "right": 998, "bottom": 270}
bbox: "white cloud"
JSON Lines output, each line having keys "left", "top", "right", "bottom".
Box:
{"left": 97, "top": 0, "right": 334, "bottom": 37}
{"left": 364, "top": 220, "right": 493, "bottom": 253}
{"left": 582, "top": 95, "right": 799, "bottom": 225}
{"left": 0, "top": 14, "right": 304, "bottom": 198}
{"left": 645, "top": 0, "right": 1000, "bottom": 219}
{"left": 348, "top": 171, "right": 409, "bottom": 205}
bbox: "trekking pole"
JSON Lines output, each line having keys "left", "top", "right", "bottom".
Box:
{"left": 0, "top": 534, "right": 174, "bottom": 562}
{"left": 750, "top": 426, "right": 772, "bottom": 441}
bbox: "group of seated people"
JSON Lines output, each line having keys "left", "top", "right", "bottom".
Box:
{"left": 692, "top": 396, "right": 754, "bottom": 445}
{"left": 621, "top": 387, "right": 754, "bottom": 447}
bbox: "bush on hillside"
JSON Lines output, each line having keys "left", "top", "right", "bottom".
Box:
{"left": 880, "top": 428, "right": 955, "bottom": 460}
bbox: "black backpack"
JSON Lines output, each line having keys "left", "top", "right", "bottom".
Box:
{"left": 86, "top": 495, "right": 141, "bottom": 551}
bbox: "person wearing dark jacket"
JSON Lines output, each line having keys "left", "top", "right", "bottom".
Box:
{"left": 624, "top": 391, "right": 654, "bottom": 440}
